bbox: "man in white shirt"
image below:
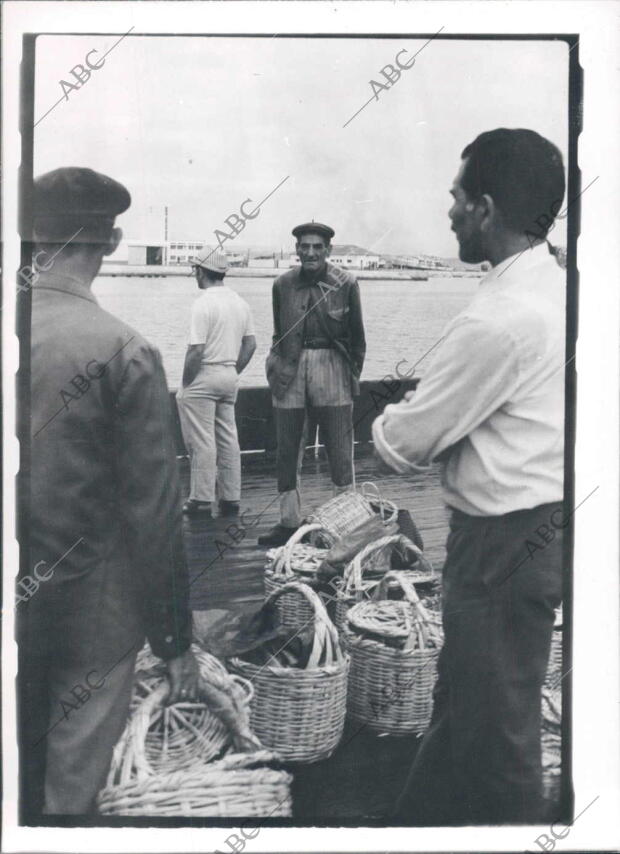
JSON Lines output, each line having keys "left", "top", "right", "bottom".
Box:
{"left": 373, "top": 129, "right": 567, "bottom": 824}
{"left": 176, "top": 249, "right": 256, "bottom": 517}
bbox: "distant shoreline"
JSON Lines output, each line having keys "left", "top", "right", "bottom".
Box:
{"left": 98, "top": 263, "right": 481, "bottom": 282}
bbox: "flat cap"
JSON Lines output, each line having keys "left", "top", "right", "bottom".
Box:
{"left": 292, "top": 221, "right": 335, "bottom": 241}
{"left": 191, "top": 247, "right": 228, "bottom": 274}
{"left": 34, "top": 167, "right": 131, "bottom": 218}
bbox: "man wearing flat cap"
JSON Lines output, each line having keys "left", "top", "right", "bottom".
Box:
{"left": 176, "top": 248, "right": 256, "bottom": 517}
{"left": 18, "top": 167, "right": 199, "bottom": 819}
{"left": 258, "top": 222, "right": 366, "bottom": 546}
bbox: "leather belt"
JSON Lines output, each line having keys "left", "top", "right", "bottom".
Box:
{"left": 302, "top": 337, "right": 333, "bottom": 349}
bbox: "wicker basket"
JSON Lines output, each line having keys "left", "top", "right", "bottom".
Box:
{"left": 229, "top": 582, "right": 349, "bottom": 764}
{"left": 344, "top": 571, "right": 442, "bottom": 736}
{"left": 98, "top": 746, "right": 292, "bottom": 817}
{"left": 544, "top": 626, "right": 563, "bottom": 691}
{"left": 264, "top": 523, "right": 333, "bottom": 629}
{"left": 97, "top": 646, "right": 292, "bottom": 817}
{"left": 307, "top": 482, "right": 398, "bottom": 547}
{"left": 334, "top": 535, "right": 437, "bottom": 635}
{"left": 125, "top": 645, "right": 255, "bottom": 773}
{"left": 541, "top": 680, "right": 561, "bottom": 804}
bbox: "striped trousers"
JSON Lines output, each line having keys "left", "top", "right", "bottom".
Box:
{"left": 273, "top": 349, "right": 354, "bottom": 527}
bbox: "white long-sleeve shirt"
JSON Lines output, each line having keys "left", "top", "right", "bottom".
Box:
{"left": 372, "top": 243, "right": 566, "bottom": 516}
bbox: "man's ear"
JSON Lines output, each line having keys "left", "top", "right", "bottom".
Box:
{"left": 103, "top": 227, "right": 123, "bottom": 257}
{"left": 325, "top": 242, "right": 332, "bottom": 257}
{"left": 478, "top": 194, "right": 495, "bottom": 233}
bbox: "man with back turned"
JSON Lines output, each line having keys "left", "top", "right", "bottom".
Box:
{"left": 373, "top": 129, "right": 567, "bottom": 824}
{"left": 18, "top": 167, "right": 199, "bottom": 818}
{"left": 258, "top": 222, "right": 366, "bottom": 547}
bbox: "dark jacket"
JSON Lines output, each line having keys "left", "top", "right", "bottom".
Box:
{"left": 266, "top": 262, "right": 366, "bottom": 400}
{"left": 20, "top": 274, "right": 191, "bottom": 668}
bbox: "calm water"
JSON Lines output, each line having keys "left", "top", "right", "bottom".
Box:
{"left": 92, "top": 275, "right": 480, "bottom": 389}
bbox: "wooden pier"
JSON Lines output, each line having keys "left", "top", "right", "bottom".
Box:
{"left": 177, "top": 385, "right": 561, "bottom": 823}
{"left": 183, "top": 444, "right": 448, "bottom": 822}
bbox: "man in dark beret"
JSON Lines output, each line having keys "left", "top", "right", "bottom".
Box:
{"left": 258, "top": 222, "right": 366, "bottom": 546}
{"left": 18, "top": 167, "right": 199, "bottom": 818}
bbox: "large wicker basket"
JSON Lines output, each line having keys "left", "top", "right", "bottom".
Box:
{"left": 333, "top": 535, "right": 437, "bottom": 635}
{"left": 97, "top": 649, "right": 293, "bottom": 817}
{"left": 263, "top": 523, "right": 333, "bottom": 629}
{"left": 344, "top": 571, "right": 442, "bottom": 736}
{"left": 229, "top": 582, "right": 349, "bottom": 764}
{"left": 307, "top": 482, "right": 398, "bottom": 547}
{"left": 127, "top": 645, "right": 254, "bottom": 770}
{"left": 98, "top": 742, "right": 292, "bottom": 817}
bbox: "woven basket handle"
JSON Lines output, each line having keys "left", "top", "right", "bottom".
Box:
{"left": 122, "top": 681, "right": 170, "bottom": 782}
{"left": 395, "top": 535, "right": 435, "bottom": 575}
{"left": 372, "top": 569, "right": 422, "bottom": 605}
{"left": 229, "top": 673, "right": 255, "bottom": 705}
{"left": 361, "top": 481, "right": 386, "bottom": 516}
{"left": 371, "top": 570, "right": 435, "bottom": 651}
{"left": 272, "top": 523, "right": 332, "bottom": 577}
{"left": 264, "top": 580, "right": 343, "bottom": 668}
{"left": 342, "top": 534, "right": 403, "bottom": 595}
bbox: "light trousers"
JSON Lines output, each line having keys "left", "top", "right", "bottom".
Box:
{"left": 273, "top": 349, "right": 354, "bottom": 527}
{"left": 176, "top": 365, "right": 241, "bottom": 503}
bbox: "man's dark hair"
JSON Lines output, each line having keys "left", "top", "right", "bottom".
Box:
{"left": 460, "top": 129, "right": 565, "bottom": 237}
{"left": 203, "top": 268, "right": 226, "bottom": 282}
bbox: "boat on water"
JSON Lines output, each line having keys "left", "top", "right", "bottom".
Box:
{"left": 178, "top": 379, "right": 563, "bottom": 824}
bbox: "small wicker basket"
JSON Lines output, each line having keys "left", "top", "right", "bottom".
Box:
{"left": 333, "top": 535, "right": 437, "bottom": 635}
{"left": 264, "top": 523, "right": 333, "bottom": 628}
{"left": 229, "top": 582, "right": 349, "bottom": 764}
{"left": 344, "top": 571, "right": 442, "bottom": 736}
{"left": 307, "top": 482, "right": 398, "bottom": 546}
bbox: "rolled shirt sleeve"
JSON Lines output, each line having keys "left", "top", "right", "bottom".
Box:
{"left": 113, "top": 343, "right": 191, "bottom": 660}
{"left": 372, "top": 316, "right": 521, "bottom": 474}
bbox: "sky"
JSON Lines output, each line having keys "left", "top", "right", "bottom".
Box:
{"left": 33, "top": 34, "right": 569, "bottom": 256}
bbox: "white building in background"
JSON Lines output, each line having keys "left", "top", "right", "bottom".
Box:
{"left": 329, "top": 253, "right": 381, "bottom": 270}
{"left": 119, "top": 240, "right": 385, "bottom": 270}
{"left": 167, "top": 241, "right": 205, "bottom": 265}
{"left": 282, "top": 250, "right": 382, "bottom": 270}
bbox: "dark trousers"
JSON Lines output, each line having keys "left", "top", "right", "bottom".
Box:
{"left": 275, "top": 405, "right": 353, "bottom": 493}
{"left": 394, "top": 502, "right": 564, "bottom": 825}
{"left": 18, "top": 641, "right": 139, "bottom": 819}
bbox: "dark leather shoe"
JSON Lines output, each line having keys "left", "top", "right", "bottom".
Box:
{"left": 219, "top": 500, "right": 240, "bottom": 517}
{"left": 183, "top": 499, "right": 212, "bottom": 517}
{"left": 257, "top": 524, "right": 298, "bottom": 547}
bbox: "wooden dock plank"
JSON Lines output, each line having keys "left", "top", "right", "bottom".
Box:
{"left": 182, "top": 448, "right": 449, "bottom": 613}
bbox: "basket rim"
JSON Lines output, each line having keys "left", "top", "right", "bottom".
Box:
{"left": 342, "top": 625, "right": 439, "bottom": 658}
{"left": 228, "top": 652, "right": 350, "bottom": 677}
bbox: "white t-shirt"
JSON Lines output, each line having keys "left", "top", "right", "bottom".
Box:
{"left": 189, "top": 285, "right": 255, "bottom": 367}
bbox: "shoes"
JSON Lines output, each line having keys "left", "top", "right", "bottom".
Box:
{"left": 182, "top": 499, "right": 212, "bottom": 518}
{"left": 257, "top": 524, "right": 298, "bottom": 547}
{"left": 219, "top": 500, "right": 240, "bottom": 517}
